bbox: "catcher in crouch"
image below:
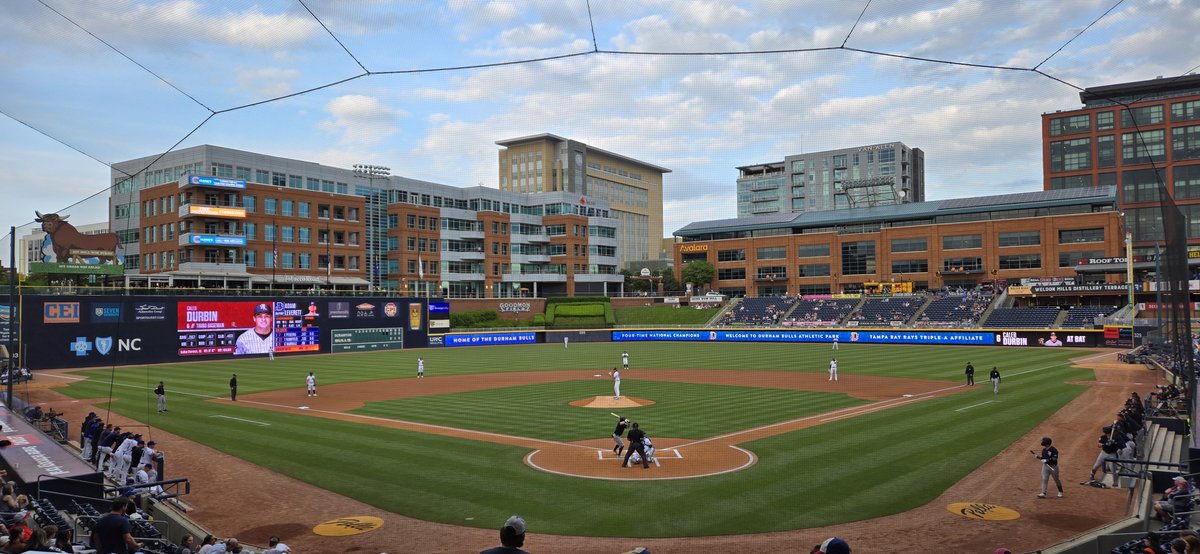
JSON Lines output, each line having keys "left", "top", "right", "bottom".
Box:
{"left": 627, "top": 434, "right": 656, "bottom": 466}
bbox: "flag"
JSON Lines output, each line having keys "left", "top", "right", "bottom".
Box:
{"left": 579, "top": 196, "right": 586, "bottom": 205}
{"left": 418, "top": 254, "right": 424, "bottom": 279}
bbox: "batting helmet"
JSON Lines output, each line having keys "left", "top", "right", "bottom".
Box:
{"left": 1040, "top": 436, "right": 1052, "bottom": 446}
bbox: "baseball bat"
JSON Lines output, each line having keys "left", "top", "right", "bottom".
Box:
{"left": 611, "top": 412, "right": 621, "bottom": 418}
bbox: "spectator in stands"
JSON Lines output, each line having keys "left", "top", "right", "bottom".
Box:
{"left": 26, "top": 528, "right": 49, "bottom": 552}
{"left": 195, "top": 534, "right": 218, "bottom": 554}
{"left": 176, "top": 534, "right": 196, "bottom": 554}
{"left": 207, "top": 538, "right": 241, "bottom": 554}
{"left": 1139, "top": 533, "right": 1164, "bottom": 554}
{"left": 90, "top": 497, "right": 142, "bottom": 554}
{"left": 1154, "top": 476, "right": 1195, "bottom": 521}
{"left": 1178, "top": 531, "right": 1200, "bottom": 552}
{"left": 0, "top": 483, "right": 18, "bottom": 511}
{"left": 51, "top": 528, "right": 74, "bottom": 553}
{"left": 262, "top": 535, "right": 291, "bottom": 553}
{"left": 480, "top": 514, "right": 529, "bottom": 554}
{"left": 1168, "top": 537, "right": 1189, "bottom": 554}
{"left": 816, "top": 536, "right": 851, "bottom": 553}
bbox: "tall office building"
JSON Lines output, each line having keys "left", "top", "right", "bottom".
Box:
{"left": 736, "top": 142, "right": 924, "bottom": 218}
{"left": 108, "top": 145, "right": 624, "bottom": 296}
{"left": 1042, "top": 74, "right": 1200, "bottom": 246}
{"left": 496, "top": 134, "right": 671, "bottom": 268}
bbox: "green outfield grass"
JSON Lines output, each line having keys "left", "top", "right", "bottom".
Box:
{"left": 615, "top": 305, "right": 716, "bottom": 325}
{"left": 53, "top": 341, "right": 1096, "bottom": 537}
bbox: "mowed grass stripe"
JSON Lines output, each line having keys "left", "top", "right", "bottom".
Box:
{"left": 53, "top": 342, "right": 1101, "bottom": 537}
{"left": 351, "top": 380, "right": 866, "bottom": 441}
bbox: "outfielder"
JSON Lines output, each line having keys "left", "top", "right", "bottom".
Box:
{"left": 306, "top": 372, "right": 317, "bottom": 396}
{"left": 622, "top": 351, "right": 629, "bottom": 369}
{"left": 611, "top": 368, "right": 621, "bottom": 400}
{"left": 611, "top": 416, "right": 629, "bottom": 456}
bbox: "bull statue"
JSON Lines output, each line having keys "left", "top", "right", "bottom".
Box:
{"left": 34, "top": 211, "right": 122, "bottom": 264}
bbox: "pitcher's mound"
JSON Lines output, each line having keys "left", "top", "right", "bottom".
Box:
{"left": 570, "top": 396, "right": 655, "bottom": 408}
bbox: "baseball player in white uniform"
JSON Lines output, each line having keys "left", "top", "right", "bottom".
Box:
{"left": 112, "top": 434, "right": 138, "bottom": 481}
{"left": 611, "top": 368, "right": 621, "bottom": 400}
{"left": 829, "top": 358, "right": 838, "bottom": 381}
{"left": 417, "top": 357, "right": 425, "bottom": 378}
{"left": 306, "top": 372, "right": 317, "bottom": 396}
{"left": 622, "top": 351, "right": 629, "bottom": 369}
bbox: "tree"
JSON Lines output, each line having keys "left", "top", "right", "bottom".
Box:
{"left": 621, "top": 269, "right": 651, "bottom": 294}
{"left": 680, "top": 261, "right": 714, "bottom": 292}
{"left": 659, "top": 269, "right": 682, "bottom": 295}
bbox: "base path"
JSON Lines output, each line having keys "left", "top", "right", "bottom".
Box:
{"left": 22, "top": 351, "right": 1149, "bottom": 553}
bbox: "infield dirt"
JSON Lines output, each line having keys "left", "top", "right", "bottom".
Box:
{"left": 25, "top": 350, "right": 1151, "bottom": 553}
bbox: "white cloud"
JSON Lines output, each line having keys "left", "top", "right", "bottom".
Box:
{"left": 316, "top": 95, "right": 408, "bottom": 147}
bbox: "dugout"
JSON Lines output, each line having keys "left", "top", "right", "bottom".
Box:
{"left": 0, "top": 405, "right": 104, "bottom": 509}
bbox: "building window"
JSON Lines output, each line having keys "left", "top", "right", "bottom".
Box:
{"left": 1049, "top": 114, "right": 1090, "bottom": 136}
{"left": 1058, "top": 228, "right": 1104, "bottom": 244}
{"left": 998, "top": 231, "right": 1040, "bottom": 247}
{"left": 755, "top": 266, "right": 787, "bottom": 280}
{"left": 1047, "top": 175, "right": 1092, "bottom": 190}
{"left": 298, "top": 202, "right": 310, "bottom": 218}
{"left": 1122, "top": 130, "right": 1166, "bottom": 165}
{"left": 889, "top": 237, "right": 927, "bottom": 253}
{"left": 264, "top": 198, "right": 277, "bottom": 215}
{"left": 942, "top": 235, "right": 982, "bottom": 250}
{"left": 797, "top": 263, "right": 830, "bottom": 277}
{"left": 841, "top": 240, "right": 876, "bottom": 276}
{"left": 1049, "top": 138, "right": 1091, "bottom": 172}
{"left": 1059, "top": 250, "right": 1104, "bottom": 267}
{"left": 1096, "top": 111, "right": 1115, "bottom": 130}
{"left": 797, "top": 244, "right": 830, "bottom": 257}
{"left": 891, "top": 259, "right": 928, "bottom": 274}
{"left": 718, "top": 268, "right": 746, "bottom": 280}
{"left": 998, "top": 254, "right": 1041, "bottom": 270}
{"left": 298, "top": 227, "right": 310, "bottom": 244}
{"left": 1121, "top": 104, "right": 1164, "bottom": 127}
{"left": 243, "top": 196, "right": 256, "bottom": 213}
{"left": 717, "top": 249, "right": 745, "bottom": 262}
{"left": 1096, "top": 135, "right": 1116, "bottom": 168}
{"left": 1173, "top": 100, "right": 1200, "bottom": 122}
{"left": 281, "top": 200, "right": 294, "bottom": 217}
{"left": 942, "top": 257, "right": 982, "bottom": 273}
{"left": 1175, "top": 165, "right": 1200, "bottom": 200}
{"left": 1122, "top": 168, "right": 1166, "bottom": 204}
{"left": 1172, "top": 125, "right": 1200, "bottom": 161}
{"left": 756, "top": 246, "right": 787, "bottom": 260}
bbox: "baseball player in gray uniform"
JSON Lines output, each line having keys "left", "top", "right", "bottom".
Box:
{"left": 611, "top": 417, "right": 629, "bottom": 455}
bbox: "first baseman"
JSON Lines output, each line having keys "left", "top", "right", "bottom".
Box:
{"left": 306, "top": 372, "right": 317, "bottom": 396}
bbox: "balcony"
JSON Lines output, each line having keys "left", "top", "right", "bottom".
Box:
{"left": 516, "top": 233, "right": 550, "bottom": 243}
{"left": 179, "top": 204, "right": 247, "bottom": 219}
{"left": 178, "top": 233, "right": 247, "bottom": 247}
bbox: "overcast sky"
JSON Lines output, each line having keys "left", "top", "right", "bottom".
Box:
{"left": 1, "top": 0, "right": 1198, "bottom": 266}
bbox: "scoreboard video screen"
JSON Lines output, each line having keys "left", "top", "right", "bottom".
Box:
{"left": 177, "top": 300, "right": 322, "bottom": 356}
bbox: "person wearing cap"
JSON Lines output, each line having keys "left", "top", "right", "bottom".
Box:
{"left": 262, "top": 535, "right": 291, "bottom": 554}
{"left": 818, "top": 536, "right": 851, "bottom": 554}
{"left": 989, "top": 365, "right": 1001, "bottom": 395}
{"left": 155, "top": 380, "right": 167, "bottom": 413}
{"left": 611, "top": 416, "right": 629, "bottom": 456}
{"left": 230, "top": 374, "right": 238, "bottom": 401}
{"left": 139, "top": 440, "right": 159, "bottom": 469}
{"left": 1154, "top": 475, "right": 1194, "bottom": 521}
{"left": 234, "top": 303, "right": 275, "bottom": 356}
{"left": 621, "top": 422, "right": 650, "bottom": 469}
{"left": 1032, "top": 436, "right": 1064, "bottom": 498}
{"left": 480, "top": 514, "right": 529, "bottom": 554}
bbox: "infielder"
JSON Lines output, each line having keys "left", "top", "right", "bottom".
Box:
{"left": 622, "top": 351, "right": 629, "bottom": 369}
{"left": 611, "top": 416, "right": 629, "bottom": 455}
{"left": 828, "top": 358, "right": 838, "bottom": 381}
{"left": 306, "top": 372, "right": 317, "bottom": 396}
{"left": 1033, "top": 436, "right": 1063, "bottom": 498}
{"left": 990, "top": 366, "right": 1001, "bottom": 395}
{"left": 417, "top": 357, "right": 425, "bottom": 378}
{"left": 611, "top": 368, "right": 621, "bottom": 400}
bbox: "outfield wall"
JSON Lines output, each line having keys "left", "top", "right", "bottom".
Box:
{"left": 19, "top": 294, "right": 432, "bottom": 370}
{"left": 440, "top": 328, "right": 1110, "bottom": 348}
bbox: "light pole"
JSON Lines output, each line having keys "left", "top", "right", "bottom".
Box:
{"left": 353, "top": 164, "right": 391, "bottom": 292}
{"left": 1119, "top": 212, "right": 1135, "bottom": 309}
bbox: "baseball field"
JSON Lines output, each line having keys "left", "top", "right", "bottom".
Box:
{"left": 35, "top": 340, "right": 1133, "bottom": 551}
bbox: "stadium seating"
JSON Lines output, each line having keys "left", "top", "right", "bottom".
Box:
{"left": 850, "top": 297, "right": 923, "bottom": 325}
{"left": 982, "top": 306, "right": 1060, "bottom": 328}
{"left": 716, "top": 296, "right": 796, "bottom": 326}
{"left": 1062, "top": 305, "right": 1118, "bottom": 328}
{"left": 783, "top": 298, "right": 859, "bottom": 326}
{"left": 914, "top": 293, "right": 992, "bottom": 327}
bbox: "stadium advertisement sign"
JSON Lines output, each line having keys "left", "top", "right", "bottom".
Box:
{"left": 612, "top": 329, "right": 1098, "bottom": 347}
{"left": 443, "top": 332, "right": 538, "bottom": 347}
{"left": 21, "top": 295, "right": 431, "bottom": 369}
